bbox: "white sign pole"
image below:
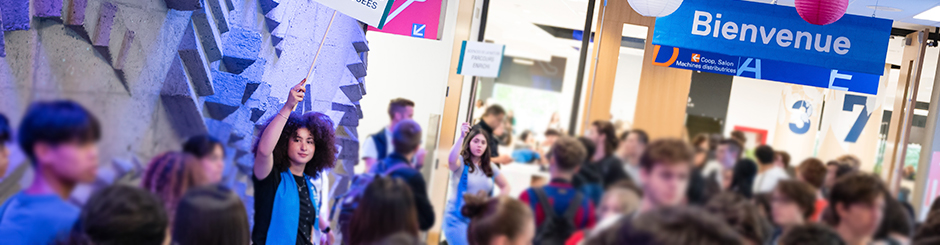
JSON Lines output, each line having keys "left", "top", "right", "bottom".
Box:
{"left": 303, "top": 10, "right": 338, "bottom": 85}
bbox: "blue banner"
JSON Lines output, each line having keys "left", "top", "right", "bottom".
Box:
{"left": 653, "top": 45, "right": 880, "bottom": 95}
{"left": 652, "top": 0, "right": 892, "bottom": 76}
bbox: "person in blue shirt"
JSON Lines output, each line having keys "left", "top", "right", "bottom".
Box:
{"left": 0, "top": 101, "right": 102, "bottom": 244}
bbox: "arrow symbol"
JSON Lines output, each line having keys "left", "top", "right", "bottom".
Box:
{"left": 413, "top": 24, "right": 425, "bottom": 36}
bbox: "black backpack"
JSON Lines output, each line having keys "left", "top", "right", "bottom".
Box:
{"left": 533, "top": 188, "right": 583, "bottom": 245}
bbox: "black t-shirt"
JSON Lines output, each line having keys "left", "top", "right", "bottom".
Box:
{"left": 472, "top": 121, "right": 500, "bottom": 157}
{"left": 252, "top": 170, "right": 316, "bottom": 245}
{"left": 573, "top": 155, "right": 630, "bottom": 189}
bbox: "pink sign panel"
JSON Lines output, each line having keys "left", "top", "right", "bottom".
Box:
{"left": 367, "top": 0, "right": 443, "bottom": 40}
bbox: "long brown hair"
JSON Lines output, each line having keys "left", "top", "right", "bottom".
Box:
{"left": 252, "top": 112, "right": 337, "bottom": 178}
{"left": 462, "top": 194, "right": 533, "bottom": 245}
{"left": 461, "top": 127, "right": 494, "bottom": 177}
{"left": 142, "top": 151, "right": 206, "bottom": 219}
{"left": 347, "top": 177, "right": 419, "bottom": 245}
{"left": 592, "top": 120, "right": 619, "bottom": 158}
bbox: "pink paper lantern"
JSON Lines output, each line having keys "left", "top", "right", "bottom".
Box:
{"left": 795, "top": 0, "right": 849, "bottom": 25}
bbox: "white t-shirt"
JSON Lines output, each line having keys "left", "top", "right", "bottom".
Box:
{"left": 752, "top": 166, "right": 790, "bottom": 194}
{"left": 362, "top": 127, "right": 393, "bottom": 160}
{"left": 701, "top": 160, "right": 724, "bottom": 187}
{"left": 449, "top": 158, "right": 501, "bottom": 201}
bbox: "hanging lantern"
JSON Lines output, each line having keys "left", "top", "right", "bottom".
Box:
{"left": 795, "top": 0, "right": 849, "bottom": 25}
{"left": 628, "top": 0, "right": 684, "bottom": 17}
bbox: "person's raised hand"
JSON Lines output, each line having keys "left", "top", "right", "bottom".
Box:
{"left": 461, "top": 122, "right": 471, "bottom": 136}
{"left": 286, "top": 79, "right": 306, "bottom": 109}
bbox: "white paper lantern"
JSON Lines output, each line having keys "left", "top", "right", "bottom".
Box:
{"left": 628, "top": 0, "right": 684, "bottom": 17}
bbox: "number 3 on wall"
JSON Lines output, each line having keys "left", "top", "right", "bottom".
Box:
{"left": 843, "top": 94, "right": 870, "bottom": 143}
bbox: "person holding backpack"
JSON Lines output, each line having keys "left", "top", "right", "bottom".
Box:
{"left": 444, "top": 122, "right": 512, "bottom": 245}
{"left": 520, "top": 136, "right": 596, "bottom": 245}
{"left": 362, "top": 98, "right": 418, "bottom": 171}
{"left": 338, "top": 119, "right": 435, "bottom": 240}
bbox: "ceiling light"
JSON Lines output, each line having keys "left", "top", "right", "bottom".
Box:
{"left": 866, "top": 5, "right": 902, "bottom": 12}
{"left": 914, "top": 6, "right": 940, "bottom": 22}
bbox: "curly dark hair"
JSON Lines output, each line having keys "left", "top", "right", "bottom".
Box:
{"left": 253, "top": 112, "right": 337, "bottom": 178}
{"left": 461, "top": 127, "right": 494, "bottom": 177}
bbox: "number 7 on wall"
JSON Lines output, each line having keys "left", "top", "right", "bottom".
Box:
{"left": 842, "top": 94, "right": 870, "bottom": 143}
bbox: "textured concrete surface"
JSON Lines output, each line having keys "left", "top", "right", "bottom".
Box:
{"left": 0, "top": 0, "right": 369, "bottom": 226}
{"left": 221, "top": 27, "right": 260, "bottom": 74}
{"left": 35, "top": 0, "right": 64, "bottom": 18}
{"left": 164, "top": 0, "right": 202, "bottom": 11}
{"left": 92, "top": 2, "right": 117, "bottom": 46}
{"left": 2, "top": 0, "right": 30, "bottom": 31}
{"left": 66, "top": 0, "right": 89, "bottom": 25}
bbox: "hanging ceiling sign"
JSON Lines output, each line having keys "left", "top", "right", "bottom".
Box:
{"left": 652, "top": 0, "right": 892, "bottom": 76}
{"left": 313, "top": 0, "right": 395, "bottom": 29}
{"left": 652, "top": 45, "right": 880, "bottom": 95}
{"left": 367, "top": 0, "right": 445, "bottom": 40}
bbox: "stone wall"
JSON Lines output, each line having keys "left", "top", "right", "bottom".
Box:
{"left": 0, "top": 0, "right": 368, "bottom": 220}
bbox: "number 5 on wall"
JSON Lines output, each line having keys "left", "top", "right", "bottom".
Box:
{"left": 843, "top": 94, "right": 870, "bottom": 143}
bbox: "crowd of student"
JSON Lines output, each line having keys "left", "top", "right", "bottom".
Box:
{"left": 2, "top": 80, "right": 940, "bottom": 245}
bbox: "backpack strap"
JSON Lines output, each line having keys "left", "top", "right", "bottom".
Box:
{"left": 533, "top": 188, "right": 557, "bottom": 219}
{"left": 563, "top": 192, "right": 584, "bottom": 225}
{"left": 383, "top": 163, "right": 412, "bottom": 176}
{"left": 374, "top": 128, "right": 388, "bottom": 160}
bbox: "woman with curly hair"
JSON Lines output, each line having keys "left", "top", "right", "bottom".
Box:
{"left": 252, "top": 79, "right": 338, "bottom": 245}
{"left": 444, "top": 122, "right": 512, "bottom": 245}
{"left": 142, "top": 151, "right": 206, "bottom": 222}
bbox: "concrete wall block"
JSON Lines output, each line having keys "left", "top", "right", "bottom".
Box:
{"left": 337, "top": 137, "right": 359, "bottom": 160}
{"left": 0, "top": 30, "right": 5, "bottom": 57}
{"left": 192, "top": 10, "right": 223, "bottom": 62}
{"left": 352, "top": 41, "right": 369, "bottom": 53}
{"left": 204, "top": 101, "right": 239, "bottom": 120}
{"left": 179, "top": 49, "right": 212, "bottom": 96}
{"left": 259, "top": 0, "right": 278, "bottom": 14}
{"left": 235, "top": 150, "right": 253, "bottom": 174}
{"left": 221, "top": 28, "right": 261, "bottom": 74}
{"left": 346, "top": 62, "right": 366, "bottom": 78}
{"left": 238, "top": 58, "right": 266, "bottom": 82}
{"left": 66, "top": 0, "right": 88, "bottom": 25}
{"left": 339, "top": 84, "right": 362, "bottom": 103}
{"left": 264, "top": 17, "right": 279, "bottom": 33}
{"left": 250, "top": 108, "right": 265, "bottom": 122}
{"left": 248, "top": 82, "right": 271, "bottom": 102}
{"left": 221, "top": 105, "right": 253, "bottom": 139}
{"left": 1, "top": 0, "right": 30, "bottom": 31}
{"left": 34, "top": 0, "right": 63, "bottom": 18}
{"left": 204, "top": 118, "right": 234, "bottom": 144}
{"left": 331, "top": 103, "right": 358, "bottom": 127}
{"left": 205, "top": 0, "right": 229, "bottom": 33}
{"left": 161, "top": 55, "right": 194, "bottom": 97}
{"left": 92, "top": 2, "right": 118, "bottom": 46}
{"left": 271, "top": 35, "right": 283, "bottom": 47}
{"left": 243, "top": 83, "right": 260, "bottom": 104}
{"left": 161, "top": 95, "right": 208, "bottom": 138}
{"left": 114, "top": 31, "right": 135, "bottom": 70}
{"left": 164, "top": 0, "right": 202, "bottom": 11}
{"left": 208, "top": 69, "right": 250, "bottom": 106}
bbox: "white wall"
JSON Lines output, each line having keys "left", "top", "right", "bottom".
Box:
{"left": 356, "top": 1, "right": 461, "bottom": 170}
{"left": 724, "top": 76, "right": 787, "bottom": 144}
{"left": 609, "top": 48, "right": 645, "bottom": 126}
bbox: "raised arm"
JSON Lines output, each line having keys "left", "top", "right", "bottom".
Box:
{"left": 448, "top": 122, "right": 471, "bottom": 172}
{"left": 254, "top": 79, "right": 306, "bottom": 180}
